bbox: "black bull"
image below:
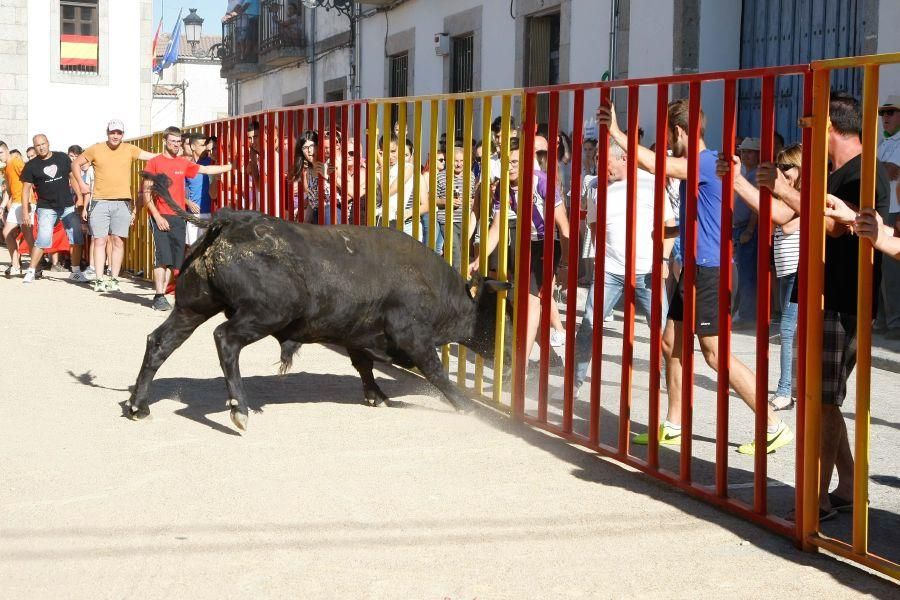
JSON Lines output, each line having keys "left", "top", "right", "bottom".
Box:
{"left": 128, "top": 173, "right": 513, "bottom": 431}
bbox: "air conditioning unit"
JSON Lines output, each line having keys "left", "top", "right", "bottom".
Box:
{"left": 434, "top": 33, "right": 450, "bottom": 56}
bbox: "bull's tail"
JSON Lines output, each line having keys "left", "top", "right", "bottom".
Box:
{"left": 141, "top": 171, "right": 211, "bottom": 228}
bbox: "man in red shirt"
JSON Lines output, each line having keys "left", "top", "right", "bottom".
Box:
{"left": 142, "top": 126, "right": 232, "bottom": 311}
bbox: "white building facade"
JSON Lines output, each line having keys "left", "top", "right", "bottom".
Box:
{"left": 0, "top": 0, "right": 153, "bottom": 152}
{"left": 220, "top": 0, "right": 899, "bottom": 144}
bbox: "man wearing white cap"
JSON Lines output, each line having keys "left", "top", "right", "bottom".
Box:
{"left": 877, "top": 95, "right": 900, "bottom": 339}
{"left": 71, "top": 119, "right": 157, "bottom": 292}
{"left": 733, "top": 137, "right": 760, "bottom": 328}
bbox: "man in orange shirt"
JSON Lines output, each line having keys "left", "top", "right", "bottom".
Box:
{"left": 0, "top": 140, "right": 34, "bottom": 277}
{"left": 71, "top": 119, "right": 157, "bottom": 292}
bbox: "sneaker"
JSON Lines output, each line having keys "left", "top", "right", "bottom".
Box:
{"left": 737, "top": 421, "right": 794, "bottom": 455}
{"left": 5, "top": 266, "right": 21, "bottom": 278}
{"left": 152, "top": 295, "right": 172, "bottom": 311}
{"left": 69, "top": 270, "right": 90, "bottom": 283}
{"left": 83, "top": 266, "right": 97, "bottom": 281}
{"left": 91, "top": 277, "right": 109, "bottom": 292}
{"left": 634, "top": 423, "right": 682, "bottom": 446}
{"left": 604, "top": 313, "right": 614, "bottom": 323}
{"left": 769, "top": 394, "right": 795, "bottom": 411}
{"left": 549, "top": 329, "right": 566, "bottom": 347}
{"left": 104, "top": 267, "right": 112, "bottom": 276}
{"left": 51, "top": 264, "right": 67, "bottom": 273}
{"left": 22, "top": 269, "right": 35, "bottom": 284}
{"left": 105, "top": 277, "right": 120, "bottom": 292}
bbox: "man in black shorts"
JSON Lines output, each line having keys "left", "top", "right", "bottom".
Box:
{"left": 599, "top": 99, "right": 791, "bottom": 453}
{"left": 768, "top": 93, "right": 890, "bottom": 519}
{"left": 142, "top": 126, "right": 232, "bottom": 311}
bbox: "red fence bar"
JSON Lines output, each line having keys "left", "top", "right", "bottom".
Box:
{"left": 237, "top": 116, "right": 246, "bottom": 210}
{"left": 619, "top": 85, "right": 640, "bottom": 452}
{"left": 589, "top": 87, "right": 611, "bottom": 445}
{"left": 754, "top": 75, "right": 776, "bottom": 513}
{"left": 266, "top": 111, "right": 277, "bottom": 216}
{"left": 716, "top": 78, "right": 737, "bottom": 498}
{"left": 341, "top": 104, "right": 349, "bottom": 224}
{"left": 317, "top": 106, "right": 326, "bottom": 225}
{"left": 794, "top": 71, "right": 814, "bottom": 538}
{"left": 328, "top": 105, "right": 338, "bottom": 224}
{"left": 562, "top": 89, "right": 585, "bottom": 434}
{"left": 538, "top": 91, "right": 561, "bottom": 423}
{"left": 648, "top": 83, "right": 669, "bottom": 469}
{"left": 680, "top": 82, "right": 702, "bottom": 483}
{"left": 512, "top": 92, "right": 537, "bottom": 418}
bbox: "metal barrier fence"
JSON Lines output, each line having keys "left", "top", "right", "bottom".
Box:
{"left": 123, "top": 56, "right": 900, "bottom": 581}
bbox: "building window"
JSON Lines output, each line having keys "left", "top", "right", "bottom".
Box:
{"left": 60, "top": 0, "right": 99, "bottom": 74}
{"left": 388, "top": 52, "right": 408, "bottom": 125}
{"left": 450, "top": 33, "right": 474, "bottom": 141}
{"left": 525, "top": 12, "right": 560, "bottom": 126}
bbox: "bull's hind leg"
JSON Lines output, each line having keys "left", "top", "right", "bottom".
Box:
{"left": 213, "top": 314, "right": 280, "bottom": 431}
{"left": 128, "top": 307, "right": 211, "bottom": 420}
{"left": 347, "top": 349, "right": 389, "bottom": 406}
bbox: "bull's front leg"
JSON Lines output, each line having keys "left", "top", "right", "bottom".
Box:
{"left": 128, "top": 307, "right": 210, "bottom": 420}
{"left": 213, "top": 315, "right": 277, "bottom": 431}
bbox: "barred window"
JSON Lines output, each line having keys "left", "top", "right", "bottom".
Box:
{"left": 60, "top": 0, "right": 99, "bottom": 74}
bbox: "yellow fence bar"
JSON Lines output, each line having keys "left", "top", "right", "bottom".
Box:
{"left": 427, "top": 100, "right": 439, "bottom": 250}
{"left": 397, "top": 101, "right": 407, "bottom": 229}
{"left": 442, "top": 99, "right": 455, "bottom": 371}
{"left": 801, "top": 67, "right": 830, "bottom": 552}
{"left": 474, "top": 95, "right": 493, "bottom": 396}
{"left": 493, "top": 94, "right": 513, "bottom": 406}
{"left": 380, "top": 104, "right": 391, "bottom": 227}
{"left": 366, "top": 103, "right": 378, "bottom": 227}
{"left": 811, "top": 51, "right": 900, "bottom": 70}
{"left": 412, "top": 101, "right": 423, "bottom": 242}
{"left": 457, "top": 97, "right": 475, "bottom": 387}
{"left": 853, "top": 62, "right": 879, "bottom": 555}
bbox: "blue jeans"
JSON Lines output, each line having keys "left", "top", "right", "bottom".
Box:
{"left": 573, "top": 271, "right": 666, "bottom": 388}
{"left": 35, "top": 205, "right": 83, "bottom": 248}
{"left": 776, "top": 272, "right": 798, "bottom": 397}
{"left": 733, "top": 224, "right": 758, "bottom": 322}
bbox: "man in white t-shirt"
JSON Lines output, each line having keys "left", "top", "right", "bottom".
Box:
{"left": 876, "top": 94, "right": 900, "bottom": 339}
{"left": 572, "top": 138, "right": 677, "bottom": 391}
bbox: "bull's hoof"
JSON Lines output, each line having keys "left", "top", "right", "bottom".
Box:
{"left": 230, "top": 408, "right": 248, "bottom": 431}
{"left": 129, "top": 405, "right": 152, "bottom": 421}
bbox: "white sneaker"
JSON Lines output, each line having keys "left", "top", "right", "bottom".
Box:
{"left": 549, "top": 329, "right": 566, "bottom": 347}
{"left": 604, "top": 313, "right": 614, "bottom": 322}
{"left": 22, "top": 269, "right": 35, "bottom": 284}
{"left": 69, "top": 270, "right": 89, "bottom": 283}
{"left": 5, "top": 266, "right": 21, "bottom": 278}
{"left": 83, "top": 266, "right": 97, "bottom": 281}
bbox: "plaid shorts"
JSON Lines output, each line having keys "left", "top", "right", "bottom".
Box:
{"left": 821, "top": 310, "right": 858, "bottom": 406}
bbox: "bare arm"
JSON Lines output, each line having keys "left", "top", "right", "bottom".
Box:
{"left": 137, "top": 150, "right": 158, "bottom": 161}
{"left": 21, "top": 181, "right": 33, "bottom": 220}
{"left": 718, "top": 154, "right": 797, "bottom": 225}
{"left": 197, "top": 163, "right": 233, "bottom": 176}
{"left": 553, "top": 202, "right": 569, "bottom": 240}
{"left": 71, "top": 154, "right": 91, "bottom": 194}
{"left": 856, "top": 208, "right": 900, "bottom": 259}
{"left": 597, "top": 103, "right": 689, "bottom": 180}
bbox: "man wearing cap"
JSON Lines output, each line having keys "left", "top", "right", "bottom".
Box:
{"left": 71, "top": 120, "right": 157, "bottom": 292}
{"left": 733, "top": 137, "right": 760, "bottom": 328}
{"left": 876, "top": 95, "right": 900, "bottom": 339}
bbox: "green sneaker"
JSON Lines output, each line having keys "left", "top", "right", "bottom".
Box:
{"left": 91, "top": 277, "right": 109, "bottom": 292}
{"left": 634, "top": 423, "right": 682, "bottom": 446}
{"left": 737, "top": 422, "right": 794, "bottom": 455}
{"left": 105, "top": 277, "right": 120, "bottom": 292}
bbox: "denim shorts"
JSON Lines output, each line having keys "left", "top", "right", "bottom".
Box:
{"left": 35, "top": 205, "right": 84, "bottom": 249}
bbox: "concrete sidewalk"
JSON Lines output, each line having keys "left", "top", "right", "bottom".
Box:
{"left": 1, "top": 270, "right": 898, "bottom": 598}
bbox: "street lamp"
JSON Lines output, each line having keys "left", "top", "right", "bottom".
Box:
{"left": 300, "top": 0, "right": 354, "bottom": 18}
{"left": 183, "top": 8, "right": 204, "bottom": 54}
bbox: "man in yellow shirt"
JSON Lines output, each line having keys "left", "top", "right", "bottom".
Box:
{"left": 0, "top": 140, "right": 34, "bottom": 277}
{"left": 71, "top": 119, "right": 156, "bottom": 292}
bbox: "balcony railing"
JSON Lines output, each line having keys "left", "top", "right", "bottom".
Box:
{"left": 260, "top": 0, "right": 304, "bottom": 53}
{"left": 221, "top": 11, "right": 259, "bottom": 67}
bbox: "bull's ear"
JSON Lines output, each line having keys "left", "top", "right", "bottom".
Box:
{"left": 484, "top": 278, "right": 513, "bottom": 293}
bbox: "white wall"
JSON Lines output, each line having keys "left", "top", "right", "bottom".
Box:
{"left": 27, "top": 0, "right": 150, "bottom": 149}
{"left": 152, "top": 61, "right": 229, "bottom": 130}
{"left": 697, "top": 0, "right": 741, "bottom": 149}
{"left": 626, "top": 0, "right": 674, "bottom": 143}
{"left": 877, "top": 0, "right": 900, "bottom": 126}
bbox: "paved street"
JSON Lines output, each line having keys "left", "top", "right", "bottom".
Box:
{"left": 1, "top": 271, "right": 897, "bottom": 598}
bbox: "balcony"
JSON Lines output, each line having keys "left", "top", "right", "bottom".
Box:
{"left": 220, "top": 13, "right": 260, "bottom": 80}
{"left": 259, "top": 0, "right": 305, "bottom": 66}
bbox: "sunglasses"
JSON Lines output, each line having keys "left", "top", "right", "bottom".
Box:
{"left": 879, "top": 108, "right": 898, "bottom": 117}
{"left": 776, "top": 162, "right": 798, "bottom": 173}
{"left": 437, "top": 157, "right": 446, "bottom": 162}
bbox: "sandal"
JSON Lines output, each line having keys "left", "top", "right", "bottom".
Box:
{"left": 784, "top": 507, "right": 838, "bottom": 523}
{"left": 769, "top": 395, "right": 795, "bottom": 411}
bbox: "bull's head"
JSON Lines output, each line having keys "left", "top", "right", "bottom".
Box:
{"left": 466, "top": 273, "right": 514, "bottom": 379}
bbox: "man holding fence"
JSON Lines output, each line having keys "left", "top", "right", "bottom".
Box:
{"left": 597, "top": 99, "right": 791, "bottom": 455}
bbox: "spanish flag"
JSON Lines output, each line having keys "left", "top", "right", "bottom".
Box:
{"left": 60, "top": 34, "right": 98, "bottom": 68}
